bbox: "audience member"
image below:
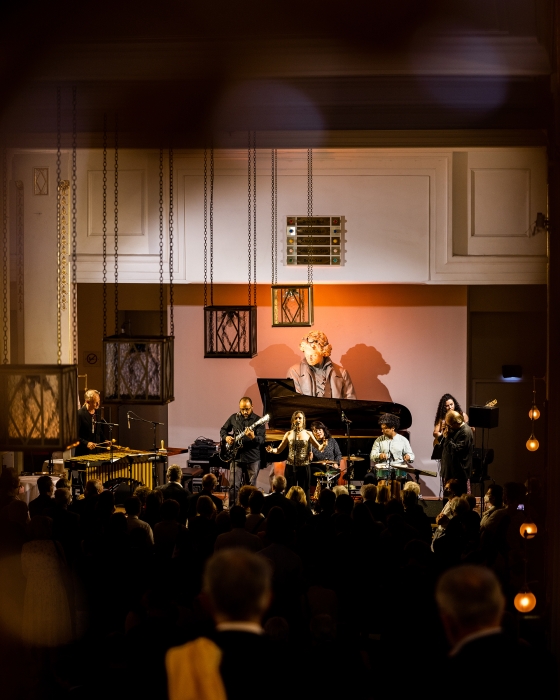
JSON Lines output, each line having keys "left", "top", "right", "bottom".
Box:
{"left": 436, "top": 565, "right": 552, "bottom": 696}
{"left": 0, "top": 467, "right": 20, "bottom": 508}
{"left": 166, "top": 549, "right": 285, "bottom": 700}
{"left": 480, "top": 484, "right": 506, "bottom": 534}
{"left": 158, "top": 465, "right": 190, "bottom": 524}
{"left": 237, "top": 484, "right": 258, "bottom": 510}
{"left": 187, "top": 473, "right": 223, "bottom": 524}
{"left": 402, "top": 489, "right": 432, "bottom": 543}
{"left": 286, "top": 485, "right": 312, "bottom": 529}
{"left": 245, "top": 489, "right": 265, "bottom": 533}
{"left": 214, "top": 505, "right": 262, "bottom": 552}
{"left": 125, "top": 496, "right": 154, "bottom": 544}
{"left": 262, "top": 475, "right": 295, "bottom": 522}
{"left": 143, "top": 489, "right": 164, "bottom": 531}
{"left": 28, "top": 475, "right": 54, "bottom": 518}
{"left": 44, "top": 488, "right": 81, "bottom": 564}
{"left": 21, "top": 515, "right": 73, "bottom": 648}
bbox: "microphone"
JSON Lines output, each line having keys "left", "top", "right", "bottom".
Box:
{"left": 127, "top": 412, "right": 131, "bottom": 429}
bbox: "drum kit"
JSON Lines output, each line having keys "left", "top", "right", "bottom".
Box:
{"left": 312, "top": 455, "right": 365, "bottom": 494}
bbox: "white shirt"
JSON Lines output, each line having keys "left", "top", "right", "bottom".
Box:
{"left": 370, "top": 433, "right": 414, "bottom": 467}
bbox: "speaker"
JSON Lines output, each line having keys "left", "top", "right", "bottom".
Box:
{"left": 469, "top": 405, "right": 499, "bottom": 429}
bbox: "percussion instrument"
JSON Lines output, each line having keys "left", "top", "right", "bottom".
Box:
{"left": 65, "top": 449, "right": 155, "bottom": 489}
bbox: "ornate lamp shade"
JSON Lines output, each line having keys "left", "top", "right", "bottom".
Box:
{"left": 103, "top": 336, "right": 174, "bottom": 404}
{"left": 0, "top": 364, "right": 78, "bottom": 451}
{"left": 272, "top": 284, "right": 314, "bottom": 327}
{"left": 204, "top": 306, "right": 257, "bottom": 358}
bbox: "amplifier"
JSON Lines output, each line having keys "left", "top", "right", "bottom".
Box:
{"left": 190, "top": 446, "right": 218, "bottom": 460}
{"left": 187, "top": 459, "right": 210, "bottom": 474}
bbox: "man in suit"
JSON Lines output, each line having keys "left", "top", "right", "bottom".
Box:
{"left": 261, "top": 475, "right": 295, "bottom": 521}
{"left": 436, "top": 565, "right": 552, "bottom": 697}
{"left": 166, "top": 549, "right": 286, "bottom": 700}
{"left": 28, "top": 475, "right": 54, "bottom": 518}
{"left": 157, "top": 464, "right": 190, "bottom": 524}
{"left": 441, "top": 410, "right": 473, "bottom": 495}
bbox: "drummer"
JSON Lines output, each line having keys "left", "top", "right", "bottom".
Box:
{"left": 368, "top": 413, "right": 414, "bottom": 481}
{"left": 310, "top": 421, "right": 342, "bottom": 467}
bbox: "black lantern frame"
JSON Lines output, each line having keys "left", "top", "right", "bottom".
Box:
{"left": 271, "top": 284, "right": 314, "bottom": 327}
{"left": 0, "top": 364, "right": 78, "bottom": 451}
{"left": 103, "top": 335, "right": 174, "bottom": 404}
{"left": 204, "top": 306, "right": 257, "bottom": 358}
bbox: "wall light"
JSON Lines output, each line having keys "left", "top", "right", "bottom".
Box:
{"left": 502, "top": 365, "right": 522, "bottom": 380}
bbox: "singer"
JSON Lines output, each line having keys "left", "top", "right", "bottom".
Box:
{"left": 75, "top": 389, "right": 106, "bottom": 456}
{"left": 367, "top": 413, "right": 414, "bottom": 481}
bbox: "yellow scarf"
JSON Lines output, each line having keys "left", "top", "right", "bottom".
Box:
{"left": 166, "top": 637, "right": 226, "bottom": 700}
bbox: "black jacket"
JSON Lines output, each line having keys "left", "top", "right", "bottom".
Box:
{"left": 220, "top": 412, "right": 265, "bottom": 463}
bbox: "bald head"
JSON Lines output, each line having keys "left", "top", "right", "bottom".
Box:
{"left": 445, "top": 410, "right": 464, "bottom": 429}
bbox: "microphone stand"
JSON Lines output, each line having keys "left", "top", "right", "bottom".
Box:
{"left": 337, "top": 402, "right": 353, "bottom": 488}
{"left": 128, "top": 412, "right": 164, "bottom": 488}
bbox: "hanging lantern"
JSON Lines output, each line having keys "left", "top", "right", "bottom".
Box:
{"left": 0, "top": 364, "right": 78, "bottom": 450}
{"left": 202, "top": 141, "right": 257, "bottom": 358}
{"left": 271, "top": 284, "right": 314, "bottom": 327}
{"left": 103, "top": 144, "right": 175, "bottom": 405}
{"left": 103, "top": 335, "right": 174, "bottom": 404}
{"left": 520, "top": 521, "right": 538, "bottom": 539}
{"left": 204, "top": 306, "right": 257, "bottom": 358}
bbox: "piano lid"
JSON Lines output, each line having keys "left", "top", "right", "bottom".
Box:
{"left": 257, "top": 378, "right": 412, "bottom": 432}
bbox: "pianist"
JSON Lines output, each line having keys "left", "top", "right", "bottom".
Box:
{"left": 75, "top": 389, "right": 106, "bottom": 457}
{"left": 287, "top": 330, "right": 356, "bottom": 400}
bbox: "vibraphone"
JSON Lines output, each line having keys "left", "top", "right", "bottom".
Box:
{"left": 65, "top": 450, "right": 155, "bottom": 489}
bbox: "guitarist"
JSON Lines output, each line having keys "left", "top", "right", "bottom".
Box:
{"left": 220, "top": 397, "right": 265, "bottom": 503}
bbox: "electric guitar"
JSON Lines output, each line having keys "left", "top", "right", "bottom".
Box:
{"left": 219, "top": 413, "right": 270, "bottom": 462}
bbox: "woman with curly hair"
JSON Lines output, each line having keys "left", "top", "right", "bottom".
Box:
{"left": 433, "top": 394, "right": 469, "bottom": 444}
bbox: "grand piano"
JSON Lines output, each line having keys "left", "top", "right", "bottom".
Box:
{"left": 258, "top": 378, "right": 413, "bottom": 480}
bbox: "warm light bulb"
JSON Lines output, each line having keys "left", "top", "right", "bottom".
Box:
{"left": 520, "top": 522, "right": 538, "bottom": 539}
{"left": 526, "top": 437, "right": 539, "bottom": 452}
{"left": 528, "top": 406, "right": 541, "bottom": 420}
{"left": 514, "top": 590, "right": 537, "bottom": 613}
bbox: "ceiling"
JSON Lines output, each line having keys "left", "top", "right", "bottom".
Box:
{"left": 0, "top": 0, "right": 555, "bottom": 147}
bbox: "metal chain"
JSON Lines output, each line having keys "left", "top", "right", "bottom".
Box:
{"left": 247, "top": 131, "right": 252, "bottom": 306}
{"left": 114, "top": 115, "right": 119, "bottom": 336}
{"left": 1, "top": 145, "right": 8, "bottom": 363}
{"left": 252, "top": 131, "right": 257, "bottom": 306}
{"left": 168, "top": 146, "right": 174, "bottom": 336}
{"left": 71, "top": 86, "right": 78, "bottom": 364}
{"left": 203, "top": 148, "right": 208, "bottom": 308}
{"left": 271, "top": 149, "right": 276, "bottom": 284}
{"left": 159, "top": 147, "right": 164, "bottom": 335}
{"left": 210, "top": 146, "right": 214, "bottom": 305}
{"left": 307, "top": 147, "right": 313, "bottom": 286}
{"left": 56, "top": 87, "right": 62, "bottom": 364}
{"left": 102, "top": 115, "right": 107, "bottom": 338}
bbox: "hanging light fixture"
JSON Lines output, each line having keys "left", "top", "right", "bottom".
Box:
{"left": 526, "top": 432, "right": 539, "bottom": 451}
{"left": 520, "top": 521, "right": 538, "bottom": 539}
{"left": 514, "top": 589, "right": 537, "bottom": 613}
{"left": 271, "top": 147, "right": 314, "bottom": 327}
{"left": 103, "top": 135, "right": 174, "bottom": 404}
{"left": 0, "top": 87, "right": 78, "bottom": 452}
{"left": 204, "top": 137, "right": 257, "bottom": 357}
{"left": 528, "top": 376, "right": 541, "bottom": 420}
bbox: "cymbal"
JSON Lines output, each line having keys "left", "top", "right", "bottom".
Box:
{"left": 347, "top": 455, "right": 364, "bottom": 462}
{"left": 314, "top": 460, "right": 337, "bottom": 466}
{"left": 314, "top": 471, "right": 326, "bottom": 477}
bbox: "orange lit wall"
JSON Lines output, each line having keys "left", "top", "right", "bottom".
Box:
{"left": 169, "top": 284, "right": 467, "bottom": 496}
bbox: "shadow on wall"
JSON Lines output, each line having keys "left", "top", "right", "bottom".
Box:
{"left": 340, "top": 344, "right": 392, "bottom": 402}
{"left": 243, "top": 344, "right": 302, "bottom": 409}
